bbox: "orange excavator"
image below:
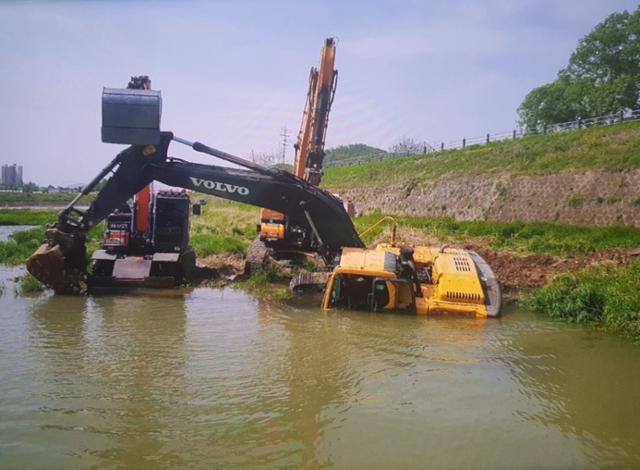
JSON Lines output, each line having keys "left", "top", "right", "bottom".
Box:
{"left": 258, "top": 38, "right": 339, "bottom": 257}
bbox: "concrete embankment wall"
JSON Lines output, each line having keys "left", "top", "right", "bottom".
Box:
{"left": 339, "top": 170, "right": 640, "bottom": 227}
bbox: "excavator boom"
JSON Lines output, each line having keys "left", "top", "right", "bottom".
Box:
{"left": 294, "top": 37, "right": 337, "bottom": 185}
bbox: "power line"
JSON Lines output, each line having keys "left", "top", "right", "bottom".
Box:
{"left": 280, "top": 126, "right": 289, "bottom": 164}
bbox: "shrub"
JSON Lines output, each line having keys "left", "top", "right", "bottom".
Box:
{"left": 18, "top": 274, "right": 46, "bottom": 294}
{"left": 525, "top": 261, "right": 640, "bottom": 341}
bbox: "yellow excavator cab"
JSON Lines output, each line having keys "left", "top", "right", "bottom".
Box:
{"left": 322, "top": 245, "right": 501, "bottom": 317}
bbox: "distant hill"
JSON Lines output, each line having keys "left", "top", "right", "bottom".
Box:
{"left": 325, "top": 144, "right": 386, "bottom": 163}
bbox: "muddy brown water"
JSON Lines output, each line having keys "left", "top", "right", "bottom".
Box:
{"left": 1, "top": 231, "right": 640, "bottom": 468}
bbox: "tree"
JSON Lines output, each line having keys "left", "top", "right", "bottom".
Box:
{"left": 389, "top": 137, "right": 427, "bottom": 155}
{"left": 519, "top": 7, "right": 640, "bottom": 130}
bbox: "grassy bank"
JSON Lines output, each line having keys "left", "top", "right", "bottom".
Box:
{"left": 190, "top": 197, "right": 259, "bottom": 257}
{"left": 0, "top": 224, "right": 104, "bottom": 266}
{"left": 525, "top": 261, "right": 640, "bottom": 342}
{"left": 322, "top": 121, "right": 640, "bottom": 190}
{"left": 354, "top": 214, "right": 640, "bottom": 257}
{"left": 0, "top": 209, "right": 58, "bottom": 225}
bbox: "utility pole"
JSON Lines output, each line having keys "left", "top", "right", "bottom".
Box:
{"left": 280, "top": 126, "right": 289, "bottom": 164}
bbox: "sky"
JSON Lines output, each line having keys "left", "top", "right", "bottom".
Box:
{"left": 0, "top": 0, "right": 637, "bottom": 186}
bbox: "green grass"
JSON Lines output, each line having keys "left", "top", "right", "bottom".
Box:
{"left": 525, "top": 261, "right": 640, "bottom": 341}
{"left": 0, "top": 222, "right": 104, "bottom": 266}
{"left": 322, "top": 121, "right": 640, "bottom": 190}
{"left": 241, "top": 266, "right": 292, "bottom": 301}
{"left": 354, "top": 215, "right": 640, "bottom": 258}
{"left": 0, "top": 227, "right": 47, "bottom": 265}
{"left": 190, "top": 235, "right": 248, "bottom": 256}
{"left": 0, "top": 209, "right": 58, "bottom": 226}
{"left": 190, "top": 196, "right": 259, "bottom": 257}
{"left": 0, "top": 192, "right": 93, "bottom": 204}
{"left": 18, "top": 274, "right": 45, "bottom": 294}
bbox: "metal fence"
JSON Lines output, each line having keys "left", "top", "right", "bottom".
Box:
{"left": 324, "top": 108, "right": 640, "bottom": 168}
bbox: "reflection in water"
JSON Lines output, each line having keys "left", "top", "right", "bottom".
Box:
{"left": 1, "top": 276, "right": 640, "bottom": 469}
{"left": 25, "top": 292, "right": 189, "bottom": 468}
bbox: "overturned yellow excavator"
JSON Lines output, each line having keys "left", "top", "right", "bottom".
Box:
{"left": 322, "top": 244, "right": 501, "bottom": 317}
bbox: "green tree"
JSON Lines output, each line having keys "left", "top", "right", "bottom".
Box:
{"left": 22, "top": 182, "right": 39, "bottom": 193}
{"left": 519, "top": 7, "right": 640, "bottom": 130}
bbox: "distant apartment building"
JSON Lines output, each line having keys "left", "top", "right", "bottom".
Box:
{"left": 0, "top": 164, "right": 24, "bottom": 189}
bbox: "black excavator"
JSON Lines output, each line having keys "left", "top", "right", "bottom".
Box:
{"left": 26, "top": 86, "right": 364, "bottom": 294}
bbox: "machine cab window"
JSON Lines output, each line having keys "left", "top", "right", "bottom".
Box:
{"left": 325, "top": 274, "right": 416, "bottom": 314}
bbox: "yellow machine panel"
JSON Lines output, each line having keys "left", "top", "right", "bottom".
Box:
{"left": 322, "top": 245, "right": 501, "bottom": 318}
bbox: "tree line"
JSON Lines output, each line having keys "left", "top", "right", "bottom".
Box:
{"left": 519, "top": 7, "right": 640, "bottom": 129}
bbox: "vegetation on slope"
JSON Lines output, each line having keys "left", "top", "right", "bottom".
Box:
{"left": 322, "top": 121, "right": 640, "bottom": 190}
{"left": 525, "top": 261, "right": 640, "bottom": 342}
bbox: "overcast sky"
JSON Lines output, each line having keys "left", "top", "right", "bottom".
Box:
{"left": 1, "top": 0, "right": 637, "bottom": 186}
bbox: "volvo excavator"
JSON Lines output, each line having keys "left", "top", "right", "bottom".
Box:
{"left": 26, "top": 81, "right": 501, "bottom": 317}
{"left": 257, "top": 38, "right": 342, "bottom": 257}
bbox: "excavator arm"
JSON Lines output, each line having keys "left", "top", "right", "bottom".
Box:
{"left": 27, "top": 132, "right": 364, "bottom": 293}
{"left": 294, "top": 37, "right": 337, "bottom": 185}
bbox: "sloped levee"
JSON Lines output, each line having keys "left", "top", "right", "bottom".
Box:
{"left": 335, "top": 170, "right": 640, "bottom": 227}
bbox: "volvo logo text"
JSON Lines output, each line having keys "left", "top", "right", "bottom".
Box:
{"left": 189, "top": 177, "right": 250, "bottom": 196}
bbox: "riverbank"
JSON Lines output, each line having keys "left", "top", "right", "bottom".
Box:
{"left": 525, "top": 260, "right": 640, "bottom": 342}
{"left": 322, "top": 122, "right": 640, "bottom": 227}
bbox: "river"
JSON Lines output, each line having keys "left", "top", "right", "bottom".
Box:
{"left": 1, "top": 245, "right": 640, "bottom": 468}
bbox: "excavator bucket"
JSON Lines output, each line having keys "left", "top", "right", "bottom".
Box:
{"left": 26, "top": 228, "right": 88, "bottom": 294}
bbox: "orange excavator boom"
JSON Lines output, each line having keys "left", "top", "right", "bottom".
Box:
{"left": 293, "top": 37, "right": 337, "bottom": 185}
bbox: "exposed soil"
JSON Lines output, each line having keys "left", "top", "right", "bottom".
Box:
{"left": 193, "top": 253, "right": 246, "bottom": 287}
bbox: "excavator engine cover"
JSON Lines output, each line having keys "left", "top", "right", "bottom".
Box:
{"left": 101, "top": 87, "right": 162, "bottom": 145}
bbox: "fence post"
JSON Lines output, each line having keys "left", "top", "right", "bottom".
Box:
{"left": 486, "top": 133, "right": 490, "bottom": 144}
{"left": 440, "top": 142, "right": 444, "bottom": 151}
{"left": 462, "top": 138, "right": 466, "bottom": 149}
{"left": 620, "top": 110, "right": 624, "bottom": 123}
{"left": 577, "top": 117, "right": 582, "bottom": 129}
{"left": 513, "top": 129, "right": 516, "bottom": 140}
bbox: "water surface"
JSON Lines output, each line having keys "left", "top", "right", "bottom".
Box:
{"left": 1, "top": 266, "right": 640, "bottom": 469}
{"left": 0, "top": 225, "right": 36, "bottom": 242}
